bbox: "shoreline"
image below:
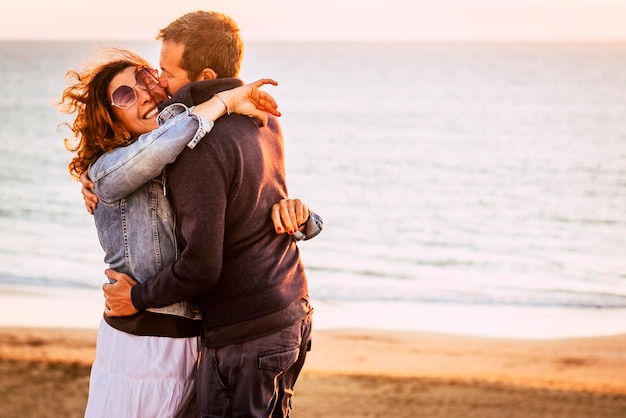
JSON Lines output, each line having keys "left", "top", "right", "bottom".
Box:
{"left": 3, "top": 283, "right": 626, "bottom": 339}
{"left": 1, "top": 326, "right": 626, "bottom": 417}
{"left": 2, "top": 284, "right": 626, "bottom": 416}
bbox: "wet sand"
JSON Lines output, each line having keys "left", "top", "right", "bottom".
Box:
{"left": 1, "top": 326, "right": 625, "bottom": 417}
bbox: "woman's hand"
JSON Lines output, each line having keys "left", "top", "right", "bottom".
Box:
{"left": 217, "top": 78, "right": 281, "bottom": 126}
{"left": 271, "top": 198, "right": 309, "bottom": 235}
{"left": 80, "top": 172, "right": 98, "bottom": 215}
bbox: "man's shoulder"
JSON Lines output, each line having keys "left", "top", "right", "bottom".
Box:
{"left": 162, "top": 78, "right": 244, "bottom": 109}
{"left": 210, "top": 114, "right": 269, "bottom": 139}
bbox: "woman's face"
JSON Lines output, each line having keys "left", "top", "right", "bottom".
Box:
{"left": 108, "top": 66, "right": 169, "bottom": 138}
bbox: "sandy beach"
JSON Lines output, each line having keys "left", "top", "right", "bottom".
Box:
{"left": 1, "top": 326, "right": 626, "bottom": 418}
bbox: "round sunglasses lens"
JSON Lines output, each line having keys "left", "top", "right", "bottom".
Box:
{"left": 136, "top": 68, "right": 159, "bottom": 90}
{"left": 111, "top": 85, "right": 137, "bottom": 109}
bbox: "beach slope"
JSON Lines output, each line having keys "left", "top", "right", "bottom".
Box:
{"left": 1, "top": 327, "right": 626, "bottom": 417}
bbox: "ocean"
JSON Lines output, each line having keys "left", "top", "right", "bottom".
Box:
{"left": 1, "top": 40, "right": 625, "bottom": 338}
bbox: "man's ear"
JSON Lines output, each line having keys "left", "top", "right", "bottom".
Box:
{"left": 197, "top": 68, "right": 218, "bottom": 81}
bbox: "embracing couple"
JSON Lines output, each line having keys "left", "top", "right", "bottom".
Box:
{"left": 58, "top": 10, "right": 321, "bottom": 418}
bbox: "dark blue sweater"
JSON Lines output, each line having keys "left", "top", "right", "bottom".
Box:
{"left": 131, "top": 78, "right": 309, "bottom": 332}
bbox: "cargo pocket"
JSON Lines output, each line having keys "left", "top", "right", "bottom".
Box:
{"left": 257, "top": 347, "right": 300, "bottom": 372}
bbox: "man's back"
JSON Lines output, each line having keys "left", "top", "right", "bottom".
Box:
{"left": 171, "top": 111, "right": 308, "bottom": 327}
{"left": 158, "top": 78, "right": 314, "bottom": 417}
{"left": 131, "top": 78, "right": 309, "bottom": 331}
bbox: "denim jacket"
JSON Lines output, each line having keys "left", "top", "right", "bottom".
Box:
{"left": 89, "top": 103, "right": 322, "bottom": 319}
{"left": 89, "top": 103, "right": 210, "bottom": 319}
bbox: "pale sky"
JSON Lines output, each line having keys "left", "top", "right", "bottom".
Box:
{"left": 2, "top": 0, "right": 626, "bottom": 41}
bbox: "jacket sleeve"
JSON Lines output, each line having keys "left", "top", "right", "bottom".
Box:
{"left": 292, "top": 209, "right": 324, "bottom": 241}
{"left": 88, "top": 104, "right": 213, "bottom": 203}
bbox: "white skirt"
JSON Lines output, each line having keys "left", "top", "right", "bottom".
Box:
{"left": 84, "top": 318, "right": 199, "bottom": 418}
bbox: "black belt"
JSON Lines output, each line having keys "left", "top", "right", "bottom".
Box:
{"left": 201, "top": 297, "right": 313, "bottom": 348}
{"left": 104, "top": 310, "right": 201, "bottom": 338}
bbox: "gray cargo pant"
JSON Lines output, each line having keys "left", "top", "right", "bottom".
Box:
{"left": 196, "top": 315, "right": 313, "bottom": 418}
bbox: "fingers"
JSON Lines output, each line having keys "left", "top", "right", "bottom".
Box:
{"left": 250, "top": 110, "right": 277, "bottom": 126}
{"left": 271, "top": 199, "right": 306, "bottom": 235}
{"left": 244, "top": 79, "right": 280, "bottom": 116}
{"left": 257, "top": 91, "right": 281, "bottom": 117}
{"left": 224, "top": 82, "right": 281, "bottom": 124}
{"left": 249, "top": 109, "right": 269, "bottom": 126}
{"left": 104, "top": 269, "right": 120, "bottom": 284}
{"left": 104, "top": 269, "right": 138, "bottom": 285}
{"left": 301, "top": 204, "right": 310, "bottom": 229}
{"left": 293, "top": 200, "right": 308, "bottom": 230}
{"left": 271, "top": 204, "right": 286, "bottom": 234}
{"left": 102, "top": 270, "right": 139, "bottom": 317}
{"left": 288, "top": 199, "right": 301, "bottom": 231}
{"left": 80, "top": 172, "right": 98, "bottom": 215}
{"left": 250, "top": 78, "right": 278, "bottom": 88}
{"left": 82, "top": 187, "right": 98, "bottom": 215}
{"left": 79, "top": 171, "right": 94, "bottom": 188}
{"left": 84, "top": 201, "right": 94, "bottom": 215}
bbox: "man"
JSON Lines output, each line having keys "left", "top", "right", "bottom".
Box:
{"left": 104, "top": 11, "right": 316, "bottom": 417}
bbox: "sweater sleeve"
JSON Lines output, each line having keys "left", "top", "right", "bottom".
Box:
{"left": 130, "top": 135, "right": 228, "bottom": 310}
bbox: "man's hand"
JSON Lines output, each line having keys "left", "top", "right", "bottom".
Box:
{"left": 102, "top": 269, "right": 139, "bottom": 317}
{"left": 80, "top": 172, "right": 98, "bottom": 215}
{"left": 271, "top": 198, "right": 309, "bottom": 235}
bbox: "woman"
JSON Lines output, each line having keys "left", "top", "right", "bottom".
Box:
{"left": 57, "top": 48, "right": 322, "bottom": 418}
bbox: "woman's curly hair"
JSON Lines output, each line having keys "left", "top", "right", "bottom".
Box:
{"left": 56, "top": 48, "right": 152, "bottom": 178}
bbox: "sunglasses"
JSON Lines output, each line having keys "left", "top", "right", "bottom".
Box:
{"left": 111, "top": 67, "right": 160, "bottom": 110}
